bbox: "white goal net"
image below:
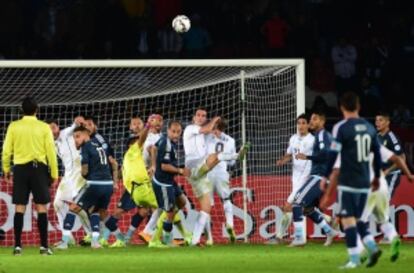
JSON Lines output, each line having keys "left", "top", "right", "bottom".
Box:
{"left": 0, "top": 59, "right": 304, "bottom": 245}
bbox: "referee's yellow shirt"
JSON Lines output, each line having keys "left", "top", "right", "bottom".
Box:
{"left": 2, "top": 115, "right": 59, "bottom": 179}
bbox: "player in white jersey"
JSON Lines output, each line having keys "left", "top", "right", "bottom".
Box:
{"left": 138, "top": 114, "right": 164, "bottom": 243}
{"left": 272, "top": 114, "right": 314, "bottom": 244}
{"left": 48, "top": 117, "right": 91, "bottom": 245}
{"left": 333, "top": 146, "right": 414, "bottom": 262}
{"left": 183, "top": 107, "right": 250, "bottom": 245}
{"left": 206, "top": 119, "right": 237, "bottom": 244}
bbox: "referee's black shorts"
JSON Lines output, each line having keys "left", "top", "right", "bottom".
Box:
{"left": 13, "top": 161, "right": 51, "bottom": 205}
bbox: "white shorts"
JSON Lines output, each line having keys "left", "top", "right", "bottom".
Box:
{"left": 54, "top": 176, "right": 84, "bottom": 204}
{"left": 360, "top": 177, "right": 390, "bottom": 223}
{"left": 208, "top": 171, "right": 230, "bottom": 205}
{"left": 186, "top": 158, "right": 212, "bottom": 198}
{"left": 287, "top": 176, "right": 308, "bottom": 204}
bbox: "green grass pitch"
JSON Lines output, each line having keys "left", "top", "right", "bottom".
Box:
{"left": 1, "top": 242, "right": 413, "bottom": 273}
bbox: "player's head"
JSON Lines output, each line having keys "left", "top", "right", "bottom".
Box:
{"left": 309, "top": 111, "right": 326, "bottom": 131}
{"left": 375, "top": 111, "right": 390, "bottom": 133}
{"left": 193, "top": 107, "right": 207, "bottom": 126}
{"left": 339, "top": 92, "right": 360, "bottom": 114}
{"left": 84, "top": 116, "right": 97, "bottom": 134}
{"left": 151, "top": 114, "right": 163, "bottom": 132}
{"left": 73, "top": 126, "right": 91, "bottom": 148}
{"left": 47, "top": 118, "right": 60, "bottom": 140}
{"left": 21, "top": 96, "right": 38, "bottom": 116}
{"left": 214, "top": 119, "right": 227, "bottom": 136}
{"left": 167, "top": 121, "right": 182, "bottom": 143}
{"left": 296, "top": 113, "right": 309, "bottom": 135}
{"left": 129, "top": 116, "right": 144, "bottom": 134}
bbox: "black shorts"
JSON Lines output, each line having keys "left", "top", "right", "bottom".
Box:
{"left": 385, "top": 172, "right": 401, "bottom": 199}
{"left": 117, "top": 190, "right": 136, "bottom": 211}
{"left": 13, "top": 162, "right": 51, "bottom": 205}
{"left": 337, "top": 188, "right": 368, "bottom": 218}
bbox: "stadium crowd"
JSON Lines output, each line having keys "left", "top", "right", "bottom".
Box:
{"left": 0, "top": 0, "right": 414, "bottom": 122}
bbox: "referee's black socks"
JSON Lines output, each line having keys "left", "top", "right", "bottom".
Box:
{"left": 14, "top": 212, "right": 24, "bottom": 248}
{"left": 37, "top": 213, "right": 49, "bottom": 248}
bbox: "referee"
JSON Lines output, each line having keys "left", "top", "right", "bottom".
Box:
{"left": 2, "top": 97, "right": 58, "bottom": 256}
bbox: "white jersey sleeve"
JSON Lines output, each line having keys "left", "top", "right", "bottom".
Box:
{"left": 183, "top": 124, "right": 207, "bottom": 162}
{"left": 56, "top": 126, "right": 85, "bottom": 191}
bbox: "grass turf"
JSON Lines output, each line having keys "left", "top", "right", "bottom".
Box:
{"left": 0, "top": 242, "right": 413, "bottom": 273}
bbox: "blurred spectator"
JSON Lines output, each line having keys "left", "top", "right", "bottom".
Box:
{"left": 309, "top": 57, "right": 335, "bottom": 93}
{"left": 392, "top": 104, "right": 411, "bottom": 127}
{"left": 261, "top": 11, "right": 290, "bottom": 57}
{"left": 364, "top": 36, "right": 389, "bottom": 82}
{"left": 135, "top": 20, "right": 157, "bottom": 58}
{"left": 360, "top": 76, "right": 382, "bottom": 117}
{"left": 182, "top": 14, "right": 211, "bottom": 58}
{"left": 331, "top": 37, "right": 357, "bottom": 98}
{"left": 157, "top": 21, "right": 183, "bottom": 58}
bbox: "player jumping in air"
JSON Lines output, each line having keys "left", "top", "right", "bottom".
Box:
{"left": 183, "top": 107, "right": 250, "bottom": 246}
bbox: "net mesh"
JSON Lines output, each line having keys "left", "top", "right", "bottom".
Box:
{"left": 0, "top": 61, "right": 299, "bottom": 245}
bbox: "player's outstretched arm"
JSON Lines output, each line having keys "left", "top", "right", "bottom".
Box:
{"left": 389, "top": 154, "right": 414, "bottom": 182}
{"left": 199, "top": 116, "right": 220, "bottom": 134}
{"left": 81, "top": 164, "right": 89, "bottom": 178}
{"left": 276, "top": 153, "right": 292, "bottom": 166}
{"left": 148, "top": 145, "right": 158, "bottom": 177}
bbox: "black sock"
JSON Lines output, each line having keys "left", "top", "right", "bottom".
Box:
{"left": 14, "top": 212, "right": 24, "bottom": 248}
{"left": 37, "top": 213, "right": 48, "bottom": 248}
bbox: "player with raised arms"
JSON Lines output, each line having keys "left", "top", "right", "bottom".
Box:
{"left": 100, "top": 117, "right": 152, "bottom": 247}
{"left": 183, "top": 107, "right": 249, "bottom": 246}
{"left": 56, "top": 125, "right": 117, "bottom": 249}
{"left": 48, "top": 117, "right": 92, "bottom": 247}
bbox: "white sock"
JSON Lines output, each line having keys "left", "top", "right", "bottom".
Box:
{"left": 192, "top": 211, "right": 209, "bottom": 245}
{"left": 143, "top": 208, "right": 162, "bottom": 235}
{"left": 54, "top": 199, "right": 68, "bottom": 231}
{"left": 276, "top": 212, "right": 292, "bottom": 239}
{"left": 380, "top": 222, "right": 398, "bottom": 241}
{"left": 223, "top": 200, "right": 234, "bottom": 228}
{"left": 218, "top": 153, "right": 238, "bottom": 161}
{"left": 205, "top": 215, "right": 213, "bottom": 241}
{"left": 78, "top": 209, "right": 92, "bottom": 235}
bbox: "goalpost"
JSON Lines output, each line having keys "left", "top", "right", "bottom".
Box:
{"left": 0, "top": 59, "right": 305, "bottom": 245}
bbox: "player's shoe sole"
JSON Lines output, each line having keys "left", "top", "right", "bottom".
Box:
{"left": 390, "top": 237, "right": 401, "bottom": 262}
{"left": 366, "top": 249, "right": 382, "bottom": 268}
{"left": 138, "top": 232, "right": 152, "bottom": 244}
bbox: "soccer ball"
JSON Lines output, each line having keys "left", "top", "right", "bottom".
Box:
{"left": 172, "top": 15, "right": 191, "bottom": 33}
